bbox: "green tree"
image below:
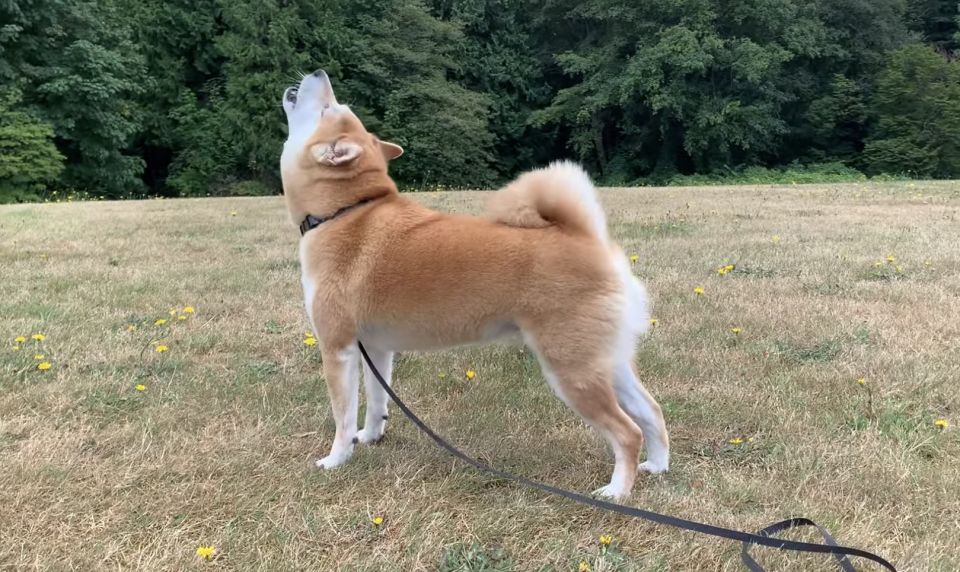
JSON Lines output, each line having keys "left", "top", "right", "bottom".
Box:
{"left": 2, "top": 0, "right": 146, "bottom": 197}
{"left": 0, "top": 0, "right": 945, "bottom": 197}
{"left": 529, "top": 0, "right": 830, "bottom": 182}
{"left": 352, "top": 0, "right": 495, "bottom": 188}
{"left": 803, "top": 75, "right": 870, "bottom": 165}
{"left": 0, "top": 90, "right": 65, "bottom": 203}
{"left": 865, "top": 44, "right": 960, "bottom": 178}
{"left": 429, "top": 0, "right": 556, "bottom": 181}
{"left": 110, "top": 0, "right": 225, "bottom": 194}
{"left": 907, "top": 0, "right": 959, "bottom": 53}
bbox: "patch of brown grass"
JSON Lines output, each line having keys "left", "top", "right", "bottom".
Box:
{"left": 1, "top": 180, "right": 958, "bottom": 571}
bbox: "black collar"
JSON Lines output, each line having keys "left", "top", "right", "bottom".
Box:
{"left": 299, "top": 198, "right": 377, "bottom": 236}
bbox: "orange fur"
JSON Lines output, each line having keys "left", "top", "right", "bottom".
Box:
{"left": 279, "top": 70, "right": 669, "bottom": 499}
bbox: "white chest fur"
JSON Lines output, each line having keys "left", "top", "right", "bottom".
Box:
{"left": 299, "top": 237, "right": 317, "bottom": 326}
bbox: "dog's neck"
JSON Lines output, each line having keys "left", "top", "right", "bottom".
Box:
{"left": 285, "top": 169, "right": 397, "bottom": 229}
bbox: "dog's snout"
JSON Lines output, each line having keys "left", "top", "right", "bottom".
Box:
{"left": 312, "top": 69, "right": 328, "bottom": 79}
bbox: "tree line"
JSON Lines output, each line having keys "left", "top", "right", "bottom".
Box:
{"left": 3, "top": 0, "right": 960, "bottom": 203}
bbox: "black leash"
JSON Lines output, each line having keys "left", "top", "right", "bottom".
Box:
{"left": 357, "top": 341, "right": 897, "bottom": 572}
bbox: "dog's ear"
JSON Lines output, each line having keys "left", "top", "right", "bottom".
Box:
{"left": 377, "top": 139, "right": 404, "bottom": 161}
{"left": 310, "top": 142, "right": 363, "bottom": 166}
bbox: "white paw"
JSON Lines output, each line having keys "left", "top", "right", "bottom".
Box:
{"left": 639, "top": 460, "right": 669, "bottom": 474}
{"left": 315, "top": 451, "right": 350, "bottom": 469}
{"left": 592, "top": 484, "right": 629, "bottom": 501}
{"left": 357, "top": 426, "right": 384, "bottom": 444}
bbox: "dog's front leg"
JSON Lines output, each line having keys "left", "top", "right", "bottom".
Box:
{"left": 316, "top": 343, "right": 361, "bottom": 469}
{"left": 358, "top": 345, "right": 394, "bottom": 444}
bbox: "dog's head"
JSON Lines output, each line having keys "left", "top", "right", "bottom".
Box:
{"left": 280, "top": 70, "right": 403, "bottom": 215}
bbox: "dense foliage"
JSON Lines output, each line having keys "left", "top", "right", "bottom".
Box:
{"left": 3, "top": 0, "right": 960, "bottom": 201}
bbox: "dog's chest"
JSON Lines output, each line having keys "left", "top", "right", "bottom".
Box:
{"left": 299, "top": 238, "right": 318, "bottom": 327}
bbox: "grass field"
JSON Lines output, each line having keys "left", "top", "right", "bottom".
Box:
{"left": 2, "top": 181, "right": 959, "bottom": 572}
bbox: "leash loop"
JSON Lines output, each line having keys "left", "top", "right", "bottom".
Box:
{"left": 357, "top": 341, "right": 897, "bottom": 572}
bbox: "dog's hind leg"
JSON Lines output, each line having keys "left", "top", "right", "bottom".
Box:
{"left": 358, "top": 345, "right": 394, "bottom": 444}
{"left": 614, "top": 360, "right": 669, "bottom": 474}
{"left": 524, "top": 326, "right": 644, "bottom": 500}
{"left": 316, "top": 342, "right": 361, "bottom": 469}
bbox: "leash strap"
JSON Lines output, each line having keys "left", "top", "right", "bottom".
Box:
{"left": 357, "top": 341, "right": 896, "bottom": 572}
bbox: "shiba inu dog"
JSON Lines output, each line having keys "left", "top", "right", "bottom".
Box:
{"left": 279, "top": 69, "right": 669, "bottom": 499}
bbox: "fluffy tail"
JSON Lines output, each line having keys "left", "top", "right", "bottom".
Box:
{"left": 487, "top": 160, "right": 608, "bottom": 240}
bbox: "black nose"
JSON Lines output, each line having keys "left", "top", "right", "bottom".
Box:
{"left": 312, "top": 69, "right": 328, "bottom": 78}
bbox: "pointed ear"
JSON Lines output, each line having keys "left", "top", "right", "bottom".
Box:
{"left": 377, "top": 139, "right": 404, "bottom": 161}
{"left": 310, "top": 142, "right": 363, "bottom": 166}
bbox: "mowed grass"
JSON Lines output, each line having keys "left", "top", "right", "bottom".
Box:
{"left": 1, "top": 181, "right": 959, "bottom": 572}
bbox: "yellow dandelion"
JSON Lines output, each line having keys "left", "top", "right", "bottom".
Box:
{"left": 886, "top": 255, "right": 895, "bottom": 263}
{"left": 196, "top": 545, "right": 215, "bottom": 560}
{"left": 725, "top": 264, "right": 735, "bottom": 271}
{"left": 154, "top": 319, "right": 166, "bottom": 326}
{"left": 925, "top": 260, "right": 932, "bottom": 266}
{"left": 304, "top": 332, "right": 315, "bottom": 338}
{"left": 934, "top": 419, "right": 949, "bottom": 429}
{"left": 466, "top": 370, "right": 476, "bottom": 379}
{"left": 857, "top": 378, "right": 866, "bottom": 385}
{"left": 303, "top": 337, "right": 317, "bottom": 346}
{"left": 126, "top": 325, "right": 137, "bottom": 332}
{"left": 14, "top": 336, "right": 26, "bottom": 344}
{"left": 372, "top": 516, "right": 384, "bottom": 526}
{"left": 579, "top": 562, "right": 591, "bottom": 572}
{"left": 731, "top": 328, "right": 741, "bottom": 335}
{"left": 155, "top": 345, "right": 168, "bottom": 353}
{"left": 230, "top": 211, "right": 237, "bottom": 217}
{"left": 599, "top": 535, "right": 612, "bottom": 546}
{"left": 12, "top": 346, "right": 20, "bottom": 351}
{"left": 37, "top": 362, "right": 52, "bottom": 371}
{"left": 896, "top": 266, "right": 903, "bottom": 273}
{"left": 772, "top": 235, "right": 781, "bottom": 243}
{"left": 873, "top": 261, "right": 883, "bottom": 267}
{"left": 178, "top": 315, "right": 187, "bottom": 321}
{"left": 183, "top": 306, "right": 195, "bottom": 314}
{"left": 729, "top": 437, "right": 743, "bottom": 445}
{"left": 629, "top": 254, "right": 639, "bottom": 262}
{"left": 438, "top": 373, "right": 447, "bottom": 379}
{"left": 693, "top": 286, "right": 705, "bottom": 295}
{"left": 649, "top": 318, "right": 658, "bottom": 326}
{"left": 135, "top": 384, "right": 146, "bottom": 392}
{"left": 717, "top": 268, "right": 727, "bottom": 275}
{"left": 748, "top": 437, "right": 755, "bottom": 443}
{"left": 32, "top": 334, "right": 45, "bottom": 341}
{"left": 34, "top": 354, "right": 44, "bottom": 360}
{"left": 168, "top": 309, "right": 177, "bottom": 316}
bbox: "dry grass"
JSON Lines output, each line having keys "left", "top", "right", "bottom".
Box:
{"left": 1, "top": 181, "right": 959, "bottom": 572}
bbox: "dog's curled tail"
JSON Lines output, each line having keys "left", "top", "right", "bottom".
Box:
{"left": 487, "top": 160, "right": 608, "bottom": 241}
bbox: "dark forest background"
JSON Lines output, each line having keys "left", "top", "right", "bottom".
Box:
{"left": 4, "top": 0, "right": 960, "bottom": 202}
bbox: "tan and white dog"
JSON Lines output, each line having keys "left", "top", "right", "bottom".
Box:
{"left": 280, "top": 70, "right": 669, "bottom": 499}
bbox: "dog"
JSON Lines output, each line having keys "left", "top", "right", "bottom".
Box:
{"left": 279, "top": 69, "right": 669, "bottom": 499}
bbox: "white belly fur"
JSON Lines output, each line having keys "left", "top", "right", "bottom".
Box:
{"left": 359, "top": 320, "right": 521, "bottom": 352}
